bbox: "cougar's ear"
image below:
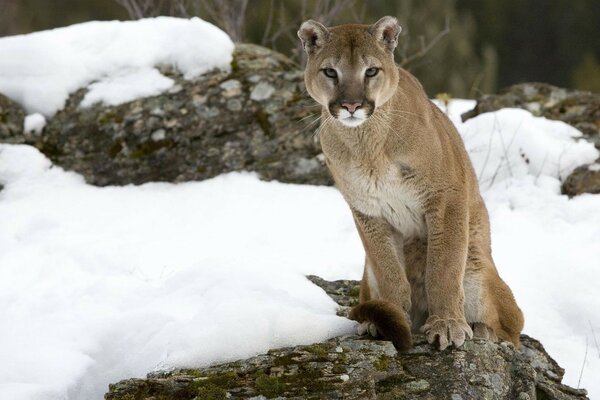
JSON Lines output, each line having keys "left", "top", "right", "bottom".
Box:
{"left": 369, "top": 16, "right": 402, "bottom": 52}
{"left": 298, "top": 20, "right": 330, "bottom": 55}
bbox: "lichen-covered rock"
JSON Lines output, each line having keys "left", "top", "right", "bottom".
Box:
{"left": 461, "top": 83, "right": 600, "bottom": 149}
{"left": 0, "top": 93, "right": 25, "bottom": 143}
{"left": 562, "top": 161, "right": 600, "bottom": 197}
{"left": 104, "top": 277, "right": 588, "bottom": 400}
{"left": 306, "top": 275, "right": 360, "bottom": 310}
{"left": 8, "top": 44, "right": 331, "bottom": 186}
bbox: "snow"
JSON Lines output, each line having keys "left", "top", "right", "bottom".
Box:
{"left": 23, "top": 113, "right": 46, "bottom": 135}
{"left": 80, "top": 67, "right": 174, "bottom": 108}
{"left": 0, "top": 17, "right": 234, "bottom": 116}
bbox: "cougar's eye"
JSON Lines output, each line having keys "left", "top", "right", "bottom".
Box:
{"left": 365, "top": 67, "right": 379, "bottom": 77}
{"left": 323, "top": 68, "right": 338, "bottom": 78}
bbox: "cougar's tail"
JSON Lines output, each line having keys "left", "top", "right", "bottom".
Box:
{"left": 349, "top": 300, "right": 413, "bottom": 351}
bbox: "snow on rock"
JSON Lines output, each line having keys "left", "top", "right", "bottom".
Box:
{"left": 0, "top": 17, "right": 234, "bottom": 116}
{"left": 1, "top": 102, "right": 599, "bottom": 400}
{"left": 23, "top": 113, "right": 46, "bottom": 135}
{"left": 435, "top": 100, "right": 599, "bottom": 189}
{"left": 461, "top": 108, "right": 598, "bottom": 190}
{"left": 80, "top": 67, "right": 174, "bottom": 108}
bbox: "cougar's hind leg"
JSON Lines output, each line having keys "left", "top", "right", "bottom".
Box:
{"left": 463, "top": 263, "right": 498, "bottom": 341}
{"left": 487, "top": 271, "right": 524, "bottom": 346}
{"left": 403, "top": 238, "right": 429, "bottom": 332}
{"left": 463, "top": 257, "right": 524, "bottom": 346}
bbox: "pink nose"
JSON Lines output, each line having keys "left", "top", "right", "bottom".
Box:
{"left": 341, "top": 102, "right": 362, "bottom": 113}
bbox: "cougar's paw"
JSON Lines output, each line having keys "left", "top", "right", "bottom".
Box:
{"left": 472, "top": 322, "right": 498, "bottom": 341}
{"left": 421, "top": 315, "right": 473, "bottom": 350}
{"left": 357, "top": 321, "right": 379, "bottom": 338}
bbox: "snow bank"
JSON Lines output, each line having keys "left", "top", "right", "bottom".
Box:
{"left": 0, "top": 145, "right": 359, "bottom": 400}
{"left": 1, "top": 103, "right": 599, "bottom": 400}
{"left": 0, "top": 17, "right": 234, "bottom": 116}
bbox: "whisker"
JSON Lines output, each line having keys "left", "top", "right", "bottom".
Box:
{"left": 297, "top": 112, "right": 319, "bottom": 124}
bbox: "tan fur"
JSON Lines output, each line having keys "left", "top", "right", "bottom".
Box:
{"left": 298, "top": 17, "right": 524, "bottom": 350}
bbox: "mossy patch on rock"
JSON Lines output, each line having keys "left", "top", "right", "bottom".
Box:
{"left": 254, "top": 372, "right": 285, "bottom": 397}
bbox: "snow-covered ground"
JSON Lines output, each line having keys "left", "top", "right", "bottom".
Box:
{"left": 1, "top": 18, "right": 600, "bottom": 400}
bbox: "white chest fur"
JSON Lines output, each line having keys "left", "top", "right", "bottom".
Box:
{"left": 336, "top": 161, "right": 427, "bottom": 238}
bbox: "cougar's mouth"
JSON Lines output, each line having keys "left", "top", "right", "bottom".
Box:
{"left": 327, "top": 99, "right": 375, "bottom": 128}
{"left": 337, "top": 108, "right": 368, "bottom": 127}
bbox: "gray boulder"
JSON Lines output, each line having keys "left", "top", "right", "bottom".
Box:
{"left": 104, "top": 276, "right": 588, "bottom": 400}
{"left": 562, "top": 162, "right": 600, "bottom": 197}
{"left": 9, "top": 44, "right": 331, "bottom": 186}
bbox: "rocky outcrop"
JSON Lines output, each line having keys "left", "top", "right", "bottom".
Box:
{"left": 0, "top": 93, "right": 25, "bottom": 143}
{"left": 10, "top": 44, "right": 331, "bottom": 186}
{"left": 562, "top": 161, "right": 600, "bottom": 197}
{"left": 461, "top": 82, "right": 600, "bottom": 149}
{"left": 104, "top": 276, "right": 588, "bottom": 400}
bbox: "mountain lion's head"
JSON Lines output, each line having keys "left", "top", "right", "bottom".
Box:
{"left": 298, "top": 17, "right": 402, "bottom": 128}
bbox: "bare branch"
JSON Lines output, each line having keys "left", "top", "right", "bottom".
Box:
{"left": 169, "top": 0, "right": 189, "bottom": 17}
{"left": 197, "top": 0, "right": 249, "bottom": 42}
{"left": 260, "top": 0, "right": 276, "bottom": 46}
{"left": 350, "top": 1, "right": 367, "bottom": 23}
{"left": 114, "top": 0, "right": 188, "bottom": 19}
{"left": 0, "top": 0, "right": 19, "bottom": 36}
{"left": 400, "top": 16, "right": 450, "bottom": 67}
{"left": 114, "top": 0, "right": 143, "bottom": 19}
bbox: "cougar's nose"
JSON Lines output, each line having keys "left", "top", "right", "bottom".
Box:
{"left": 341, "top": 101, "right": 363, "bottom": 113}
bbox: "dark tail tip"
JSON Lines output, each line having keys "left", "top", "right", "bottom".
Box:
{"left": 349, "top": 300, "right": 413, "bottom": 352}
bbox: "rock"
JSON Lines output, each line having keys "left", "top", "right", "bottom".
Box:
{"left": 562, "top": 161, "right": 600, "bottom": 196}
{"left": 461, "top": 82, "right": 600, "bottom": 149}
{"left": 250, "top": 82, "right": 275, "bottom": 101}
{"left": 306, "top": 275, "right": 360, "bottom": 311}
{"left": 104, "top": 276, "right": 588, "bottom": 400}
{"left": 0, "top": 93, "right": 25, "bottom": 143}
{"left": 1, "top": 44, "right": 331, "bottom": 187}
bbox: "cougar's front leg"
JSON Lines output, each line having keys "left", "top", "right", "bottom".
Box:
{"left": 422, "top": 196, "right": 473, "bottom": 350}
{"left": 352, "top": 210, "right": 412, "bottom": 316}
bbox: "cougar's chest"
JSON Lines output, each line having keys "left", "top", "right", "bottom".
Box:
{"left": 335, "top": 160, "right": 427, "bottom": 238}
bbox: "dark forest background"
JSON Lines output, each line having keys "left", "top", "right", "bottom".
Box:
{"left": 1, "top": 0, "right": 599, "bottom": 98}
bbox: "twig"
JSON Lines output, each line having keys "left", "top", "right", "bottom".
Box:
{"left": 590, "top": 320, "right": 600, "bottom": 359}
{"left": 534, "top": 151, "right": 549, "bottom": 185}
{"left": 261, "top": 0, "right": 276, "bottom": 46}
{"left": 479, "top": 113, "right": 499, "bottom": 188}
{"left": 577, "top": 336, "right": 588, "bottom": 389}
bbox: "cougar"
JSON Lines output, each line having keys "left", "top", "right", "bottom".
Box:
{"left": 298, "top": 16, "right": 524, "bottom": 351}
